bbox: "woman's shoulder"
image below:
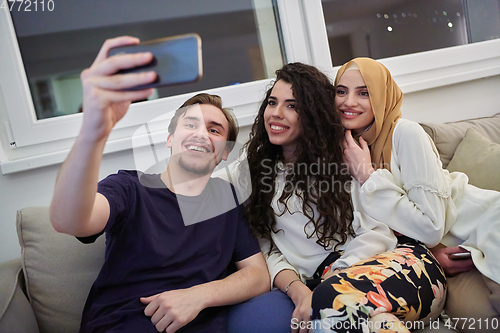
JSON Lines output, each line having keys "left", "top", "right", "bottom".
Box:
{"left": 394, "top": 118, "right": 425, "bottom": 134}
{"left": 393, "top": 118, "right": 441, "bottom": 162}
{"left": 394, "top": 118, "right": 430, "bottom": 144}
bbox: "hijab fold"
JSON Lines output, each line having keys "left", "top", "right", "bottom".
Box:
{"left": 335, "top": 57, "right": 403, "bottom": 171}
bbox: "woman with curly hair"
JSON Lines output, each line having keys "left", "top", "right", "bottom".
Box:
{"left": 226, "top": 62, "right": 435, "bottom": 333}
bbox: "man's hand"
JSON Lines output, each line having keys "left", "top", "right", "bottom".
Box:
{"left": 140, "top": 287, "right": 204, "bottom": 333}
{"left": 80, "top": 36, "right": 157, "bottom": 142}
{"left": 343, "top": 130, "right": 374, "bottom": 184}
{"left": 430, "top": 245, "right": 475, "bottom": 276}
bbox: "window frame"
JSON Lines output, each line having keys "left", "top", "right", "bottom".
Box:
{"left": 1, "top": 0, "right": 500, "bottom": 174}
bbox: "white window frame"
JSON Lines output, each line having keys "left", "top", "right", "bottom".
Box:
{"left": 1, "top": 0, "right": 500, "bottom": 174}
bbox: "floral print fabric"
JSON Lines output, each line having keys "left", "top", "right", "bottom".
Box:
{"left": 311, "top": 236, "right": 446, "bottom": 333}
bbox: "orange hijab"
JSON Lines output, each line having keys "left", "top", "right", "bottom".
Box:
{"left": 335, "top": 57, "right": 403, "bottom": 171}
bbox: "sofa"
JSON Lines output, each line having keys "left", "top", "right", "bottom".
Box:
{"left": 1, "top": 113, "right": 499, "bottom": 333}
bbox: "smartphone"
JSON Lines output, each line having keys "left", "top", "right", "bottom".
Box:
{"left": 108, "top": 33, "right": 202, "bottom": 91}
{"left": 449, "top": 252, "right": 472, "bottom": 260}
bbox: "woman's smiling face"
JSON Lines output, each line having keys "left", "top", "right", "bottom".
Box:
{"left": 264, "top": 79, "right": 302, "bottom": 160}
{"left": 335, "top": 69, "right": 374, "bottom": 135}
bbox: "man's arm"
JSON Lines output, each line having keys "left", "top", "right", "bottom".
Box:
{"left": 141, "top": 252, "right": 270, "bottom": 333}
{"left": 49, "top": 36, "right": 156, "bottom": 237}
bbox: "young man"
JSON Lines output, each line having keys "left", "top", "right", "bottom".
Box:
{"left": 49, "top": 36, "right": 269, "bottom": 333}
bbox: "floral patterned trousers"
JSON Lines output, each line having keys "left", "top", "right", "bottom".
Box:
{"left": 311, "top": 236, "right": 447, "bottom": 333}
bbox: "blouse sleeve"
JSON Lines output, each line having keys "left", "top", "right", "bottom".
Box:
{"left": 330, "top": 180, "right": 398, "bottom": 271}
{"left": 358, "top": 120, "right": 453, "bottom": 247}
{"left": 258, "top": 237, "right": 300, "bottom": 287}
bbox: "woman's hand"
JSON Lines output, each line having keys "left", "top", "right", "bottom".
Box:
{"left": 430, "top": 245, "right": 475, "bottom": 276}
{"left": 343, "top": 130, "right": 374, "bottom": 184}
{"left": 288, "top": 284, "right": 313, "bottom": 333}
{"left": 274, "top": 270, "right": 313, "bottom": 332}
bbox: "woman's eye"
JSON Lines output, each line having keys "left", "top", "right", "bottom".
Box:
{"left": 267, "top": 100, "right": 276, "bottom": 106}
{"left": 186, "top": 123, "right": 195, "bottom": 128}
{"left": 209, "top": 128, "right": 220, "bottom": 134}
{"left": 360, "top": 91, "right": 369, "bottom": 97}
{"left": 287, "top": 104, "right": 295, "bottom": 109}
{"left": 336, "top": 89, "right": 346, "bottom": 96}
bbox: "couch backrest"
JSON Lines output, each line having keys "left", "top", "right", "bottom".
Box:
{"left": 17, "top": 206, "right": 105, "bottom": 333}
{"left": 419, "top": 113, "right": 500, "bottom": 169}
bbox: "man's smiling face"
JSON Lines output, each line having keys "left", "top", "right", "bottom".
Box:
{"left": 166, "top": 104, "right": 230, "bottom": 176}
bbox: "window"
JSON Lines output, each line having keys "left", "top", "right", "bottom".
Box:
{"left": 1, "top": 0, "right": 499, "bottom": 174}
{"left": 1, "top": 0, "right": 285, "bottom": 149}
{"left": 9, "top": 0, "right": 285, "bottom": 120}
{"left": 1, "top": 0, "right": 332, "bottom": 173}
{"left": 322, "top": 0, "right": 500, "bottom": 66}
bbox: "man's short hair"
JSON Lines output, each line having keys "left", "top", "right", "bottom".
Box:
{"left": 168, "top": 93, "right": 239, "bottom": 152}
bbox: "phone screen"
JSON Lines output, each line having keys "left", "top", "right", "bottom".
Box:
{"left": 108, "top": 34, "right": 202, "bottom": 91}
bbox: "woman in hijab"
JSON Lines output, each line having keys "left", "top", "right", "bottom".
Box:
{"left": 315, "top": 57, "right": 500, "bottom": 332}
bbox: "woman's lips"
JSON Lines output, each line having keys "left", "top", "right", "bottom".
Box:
{"left": 340, "top": 110, "right": 362, "bottom": 119}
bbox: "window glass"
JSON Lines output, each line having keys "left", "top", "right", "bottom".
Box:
{"left": 322, "top": 0, "right": 500, "bottom": 66}
{"left": 9, "top": 0, "right": 283, "bottom": 119}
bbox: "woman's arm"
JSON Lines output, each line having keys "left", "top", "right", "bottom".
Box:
{"left": 325, "top": 181, "right": 398, "bottom": 273}
{"left": 258, "top": 237, "right": 300, "bottom": 288}
{"left": 274, "top": 269, "right": 312, "bottom": 333}
{"left": 357, "top": 120, "right": 452, "bottom": 247}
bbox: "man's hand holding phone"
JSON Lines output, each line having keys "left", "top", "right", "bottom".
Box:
{"left": 107, "top": 34, "right": 202, "bottom": 91}
{"left": 80, "top": 36, "right": 156, "bottom": 141}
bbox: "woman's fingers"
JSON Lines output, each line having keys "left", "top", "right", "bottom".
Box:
{"left": 344, "top": 129, "right": 356, "bottom": 146}
{"left": 359, "top": 136, "right": 369, "bottom": 151}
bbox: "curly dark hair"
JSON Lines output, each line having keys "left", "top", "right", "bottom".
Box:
{"left": 242, "top": 62, "right": 354, "bottom": 251}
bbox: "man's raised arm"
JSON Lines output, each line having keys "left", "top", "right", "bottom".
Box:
{"left": 49, "top": 36, "right": 156, "bottom": 237}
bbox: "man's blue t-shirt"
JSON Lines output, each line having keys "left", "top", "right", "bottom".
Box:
{"left": 79, "top": 170, "right": 260, "bottom": 333}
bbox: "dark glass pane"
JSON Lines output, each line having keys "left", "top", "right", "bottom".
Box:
{"left": 10, "top": 0, "right": 283, "bottom": 119}
{"left": 322, "top": 0, "right": 500, "bottom": 66}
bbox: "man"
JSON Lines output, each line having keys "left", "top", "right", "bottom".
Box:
{"left": 49, "top": 36, "right": 269, "bottom": 333}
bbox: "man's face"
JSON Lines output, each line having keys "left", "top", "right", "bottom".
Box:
{"left": 166, "top": 104, "right": 230, "bottom": 176}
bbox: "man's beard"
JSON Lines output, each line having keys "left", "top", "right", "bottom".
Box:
{"left": 178, "top": 155, "right": 213, "bottom": 176}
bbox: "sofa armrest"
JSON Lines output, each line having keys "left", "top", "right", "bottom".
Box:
{"left": 0, "top": 257, "right": 39, "bottom": 333}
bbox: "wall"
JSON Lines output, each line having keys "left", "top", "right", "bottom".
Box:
{"left": 401, "top": 75, "right": 500, "bottom": 123}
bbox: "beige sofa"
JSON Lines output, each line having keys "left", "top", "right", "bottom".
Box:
{"left": 1, "top": 114, "right": 499, "bottom": 333}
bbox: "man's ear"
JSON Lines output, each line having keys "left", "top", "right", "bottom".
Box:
{"left": 166, "top": 133, "right": 173, "bottom": 148}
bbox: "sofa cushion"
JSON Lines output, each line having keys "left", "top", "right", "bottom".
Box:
{"left": 420, "top": 113, "right": 500, "bottom": 168}
{"left": 446, "top": 128, "right": 500, "bottom": 192}
{"left": 0, "top": 258, "right": 39, "bottom": 333}
{"left": 17, "top": 207, "right": 105, "bottom": 333}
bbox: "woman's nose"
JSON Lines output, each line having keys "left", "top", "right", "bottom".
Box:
{"left": 345, "top": 93, "right": 358, "bottom": 106}
{"left": 271, "top": 105, "right": 284, "bottom": 118}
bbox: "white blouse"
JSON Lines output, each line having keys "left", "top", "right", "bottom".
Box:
{"left": 242, "top": 161, "right": 397, "bottom": 287}
{"left": 358, "top": 118, "right": 500, "bottom": 284}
